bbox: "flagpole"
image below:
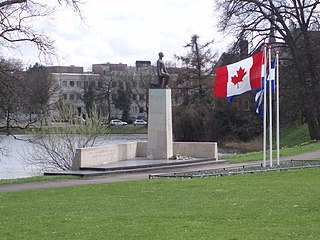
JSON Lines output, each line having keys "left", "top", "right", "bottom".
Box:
{"left": 276, "top": 51, "right": 280, "bottom": 165}
{"left": 263, "top": 45, "right": 267, "bottom": 167}
{"left": 268, "top": 46, "right": 273, "bottom": 167}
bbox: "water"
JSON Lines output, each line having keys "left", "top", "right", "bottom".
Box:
{"left": 0, "top": 134, "right": 147, "bottom": 180}
{"left": 0, "top": 135, "right": 227, "bottom": 180}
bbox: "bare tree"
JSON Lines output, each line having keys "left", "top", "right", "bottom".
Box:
{"left": 214, "top": 0, "right": 320, "bottom": 139}
{"left": 24, "top": 102, "right": 108, "bottom": 171}
{"left": 0, "top": 0, "right": 83, "bottom": 131}
{"left": 0, "top": 58, "right": 28, "bottom": 159}
{"left": 0, "top": 61, "right": 61, "bottom": 134}
{"left": 127, "top": 66, "right": 156, "bottom": 120}
{"left": 25, "top": 63, "right": 60, "bottom": 125}
{"left": 0, "top": 0, "right": 82, "bottom": 61}
{"left": 95, "top": 69, "right": 122, "bottom": 122}
{"left": 0, "top": 0, "right": 83, "bottom": 162}
{"left": 0, "top": 58, "right": 26, "bottom": 133}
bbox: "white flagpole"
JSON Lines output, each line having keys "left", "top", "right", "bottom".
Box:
{"left": 268, "top": 46, "right": 273, "bottom": 167}
{"left": 276, "top": 51, "right": 280, "bottom": 165}
{"left": 263, "top": 45, "right": 267, "bottom": 167}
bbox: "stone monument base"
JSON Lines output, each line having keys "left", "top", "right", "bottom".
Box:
{"left": 147, "top": 88, "right": 173, "bottom": 159}
{"left": 72, "top": 141, "right": 218, "bottom": 169}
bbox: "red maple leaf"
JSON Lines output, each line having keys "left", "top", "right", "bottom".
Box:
{"left": 231, "top": 67, "right": 247, "bottom": 88}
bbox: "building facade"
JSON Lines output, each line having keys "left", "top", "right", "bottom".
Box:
{"left": 47, "top": 62, "right": 158, "bottom": 122}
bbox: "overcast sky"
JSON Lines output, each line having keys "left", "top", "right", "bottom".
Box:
{"left": 14, "top": 0, "right": 233, "bottom": 70}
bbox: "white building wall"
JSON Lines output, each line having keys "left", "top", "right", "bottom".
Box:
{"left": 50, "top": 73, "right": 100, "bottom": 117}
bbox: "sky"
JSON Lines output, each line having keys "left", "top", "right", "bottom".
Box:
{"left": 10, "top": 0, "right": 233, "bottom": 71}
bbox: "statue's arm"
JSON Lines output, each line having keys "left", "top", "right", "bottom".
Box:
{"left": 157, "top": 61, "right": 161, "bottom": 76}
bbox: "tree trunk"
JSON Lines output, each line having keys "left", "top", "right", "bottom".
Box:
{"left": 305, "top": 103, "right": 320, "bottom": 140}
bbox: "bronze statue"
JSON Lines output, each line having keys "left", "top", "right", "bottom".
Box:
{"left": 157, "top": 52, "right": 170, "bottom": 88}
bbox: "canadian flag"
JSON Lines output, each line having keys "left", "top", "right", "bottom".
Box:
{"left": 214, "top": 51, "right": 263, "bottom": 99}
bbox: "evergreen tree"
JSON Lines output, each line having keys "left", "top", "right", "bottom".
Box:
{"left": 114, "top": 86, "right": 132, "bottom": 122}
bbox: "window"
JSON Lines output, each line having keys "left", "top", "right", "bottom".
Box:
{"left": 69, "top": 94, "right": 75, "bottom": 101}
{"left": 70, "top": 81, "right": 75, "bottom": 87}
{"left": 62, "top": 81, "right": 67, "bottom": 87}
{"left": 84, "top": 81, "right": 88, "bottom": 88}
{"left": 77, "top": 81, "right": 81, "bottom": 88}
{"left": 90, "top": 81, "right": 96, "bottom": 89}
{"left": 63, "top": 94, "right": 67, "bottom": 100}
{"left": 133, "top": 94, "right": 137, "bottom": 101}
{"left": 132, "top": 107, "right": 138, "bottom": 113}
{"left": 139, "top": 107, "right": 144, "bottom": 113}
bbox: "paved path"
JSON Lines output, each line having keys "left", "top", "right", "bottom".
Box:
{"left": 1, "top": 150, "right": 319, "bottom": 193}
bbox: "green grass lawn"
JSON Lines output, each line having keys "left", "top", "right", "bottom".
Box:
{"left": 1, "top": 169, "right": 320, "bottom": 239}
{"left": 108, "top": 125, "right": 147, "bottom": 134}
{"left": 221, "top": 140, "right": 320, "bottom": 163}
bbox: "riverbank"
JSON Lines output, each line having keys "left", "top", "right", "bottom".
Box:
{"left": 1, "top": 149, "right": 319, "bottom": 192}
{"left": 0, "top": 134, "right": 147, "bottom": 180}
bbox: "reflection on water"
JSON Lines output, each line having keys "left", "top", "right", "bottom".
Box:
{"left": 0, "top": 134, "right": 147, "bottom": 180}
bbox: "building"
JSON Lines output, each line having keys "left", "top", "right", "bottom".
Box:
{"left": 50, "top": 72, "right": 100, "bottom": 116}
{"left": 45, "top": 65, "right": 100, "bottom": 119}
{"left": 92, "top": 63, "right": 127, "bottom": 74}
{"left": 46, "top": 63, "right": 156, "bottom": 122}
{"left": 44, "top": 58, "right": 188, "bottom": 123}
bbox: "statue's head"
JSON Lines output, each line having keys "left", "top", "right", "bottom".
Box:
{"left": 158, "top": 52, "right": 164, "bottom": 57}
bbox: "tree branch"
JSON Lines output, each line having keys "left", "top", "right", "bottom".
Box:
{"left": 0, "top": 0, "right": 26, "bottom": 8}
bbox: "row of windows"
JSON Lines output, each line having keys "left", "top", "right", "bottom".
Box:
{"left": 111, "top": 94, "right": 145, "bottom": 101}
{"left": 61, "top": 80, "right": 103, "bottom": 89}
{"left": 63, "top": 92, "right": 145, "bottom": 102}
{"left": 62, "top": 93, "right": 81, "bottom": 101}
{"left": 132, "top": 94, "right": 145, "bottom": 101}
{"left": 62, "top": 93, "right": 144, "bottom": 113}
{"left": 131, "top": 106, "right": 144, "bottom": 114}
{"left": 61, "top": 80, "right": 144, "bottom": 89}
{"left": 61, "top": 80, "right": 81, "bottom": 88}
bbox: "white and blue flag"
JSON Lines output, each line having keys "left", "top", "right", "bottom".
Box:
{"left": 255, "top": 58, "right": 276, "bottom": 119}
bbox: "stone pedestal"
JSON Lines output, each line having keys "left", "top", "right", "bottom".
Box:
{"left": 147, "top": 89, "right": 173, "bottom": 159}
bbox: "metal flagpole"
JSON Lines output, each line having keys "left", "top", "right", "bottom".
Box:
{"left": 276, "top": 51, "right": 280, "bottom": 165}
{"left": 268, "top": 46, "right": 273, "bottom": 167}
{"left": 263, "top": 45, "right": 267, "bottom": 167}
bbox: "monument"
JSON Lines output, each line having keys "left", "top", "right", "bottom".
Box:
{"left": 71, "top": 52, "right": 218, "bottom": 170}
{"left": 147, "top": 52, "right": 173, "bottom": 159}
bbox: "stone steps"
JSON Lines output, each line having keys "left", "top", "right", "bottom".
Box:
{"left": 44, "top": 159, "right": 228, "bottom": 177}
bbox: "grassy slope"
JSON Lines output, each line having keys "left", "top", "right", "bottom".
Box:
{"left": 1, "top": 169, "right": 319, "bottom": 239}
{"left": 221, "top": 124, "right": 320, "bottom": 163}
{"left": 280, "top": 124, "right": 311, "bottom": 147}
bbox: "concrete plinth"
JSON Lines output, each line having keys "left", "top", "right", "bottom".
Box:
{"left": 147, "top": 89, "right": 173, "bottom": 159}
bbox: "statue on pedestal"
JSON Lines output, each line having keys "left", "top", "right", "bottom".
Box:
{"left": 156, "top": 52, "right": 170, "bottom": 88}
